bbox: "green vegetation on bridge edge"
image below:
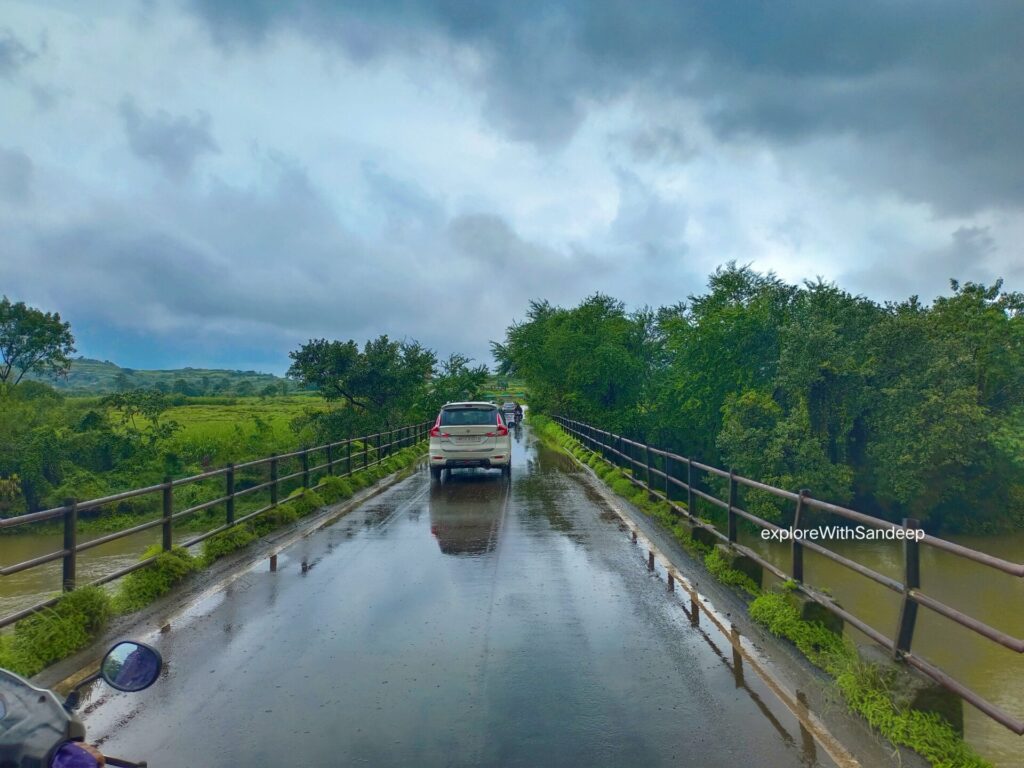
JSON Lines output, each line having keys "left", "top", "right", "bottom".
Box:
{"left": 0, "top": 444, "right": 425, "bottom": 679}
{"left": 532, "top": 414, "right": 990, "bottom": 768}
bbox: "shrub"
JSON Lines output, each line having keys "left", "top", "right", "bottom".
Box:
{"left": 201, "top": 525, "right": 257, "bottom": 564}
{"left": 115, "top": 546, "right": 198, "bottom": 613}
{"left": 318, "top": 476, "right": 354, "bottom": 503}
{"left": 704, "top": 548, "right": 760, "bottom": 596}
{"left": 278, "top": 489, "right": 321, "bottom": 520}
{"left": 252, "top": 505, "right": 299, "bottom": 536}
{"left": 0, "top": 587, "right": 113, "bottom": 677}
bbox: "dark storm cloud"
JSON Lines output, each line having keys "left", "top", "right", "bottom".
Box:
{"left": 5, "top": 155, "right": 576, "bottom": 367}
{"left": 184, "top": 0, "right": 1024, "bottom": 213}
{"left": 0, "top": 28, "right": 35, "bottom": 77}
{"left": 119, "top": 98, "right": 220, "bottom": 180}
{"left": 0, "top": 147, "right": 33, "bottom": 203}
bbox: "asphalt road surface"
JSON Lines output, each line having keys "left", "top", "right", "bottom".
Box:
{"left": 82, "top": 426, "right": 839, "bottom": 767}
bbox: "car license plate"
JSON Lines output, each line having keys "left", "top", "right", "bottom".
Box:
{"left": 455, "top": 436, "right": 480, "bottom": 444}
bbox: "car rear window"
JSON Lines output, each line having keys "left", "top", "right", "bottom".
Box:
{"left": 440, "top": 407, "right": 499, "bottom": 426}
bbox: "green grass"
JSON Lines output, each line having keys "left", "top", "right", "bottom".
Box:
{"left": 114, "top": 546, "right": 199, "bottom": 613}
{"left": 0, "top": 587, "right": 112, "bottom": 677}
{"left": 202, "top": 525, "right": 258, "bottom": 564}
{"left": 165, "top": 396, "right": 324, "bottom": 443}
{"left": 750, "top": 592, "right": 989, "bottom": 768}
{"left": 534, "top": 413, "right": 990, "bottom": 768}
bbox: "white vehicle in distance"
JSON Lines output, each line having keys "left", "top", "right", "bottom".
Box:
{"left": 429, "top": 402, "right": 511, "bottom": 481}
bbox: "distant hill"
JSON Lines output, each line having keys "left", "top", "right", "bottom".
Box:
{"left": 30, "top": 357, "right": 294, "bottom": 396}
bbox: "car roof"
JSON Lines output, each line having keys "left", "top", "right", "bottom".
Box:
{"left": 441, "top": 401, "right": 497, "bottom": 409}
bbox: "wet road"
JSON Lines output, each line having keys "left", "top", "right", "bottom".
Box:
{"left": 82, "top": 427, "right": 838, "bottom": 767}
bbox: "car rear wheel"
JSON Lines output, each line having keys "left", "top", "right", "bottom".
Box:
{"left": 502, "top": 464, "right": 511, "bottom": 479}
{"left": 430, "top": 466, "right": 442, "bottom": 481}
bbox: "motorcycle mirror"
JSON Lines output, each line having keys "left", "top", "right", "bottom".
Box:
{"left": 49, "top": 742, "right": 102, "bottom": 768}
{"left": 100, "top": 641, "right": 163, "bottom": 693}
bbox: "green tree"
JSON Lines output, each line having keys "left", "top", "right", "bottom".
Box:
{"left": 495, "top": 294, "right": 655, "bottom": 432}
{"left": 425, "top": 353, "right": 489, "bottom": 410}
{"left": 288, "top": 335, "right": 436, "bottom": 431}
{"left": 101, "top": 390, "right": 181, "bottom": 449}
{"left": 0, "top": 297, "right": 76, "bottom": 387}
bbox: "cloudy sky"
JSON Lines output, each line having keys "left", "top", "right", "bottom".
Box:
{"left": 2, "top": 1, "right": 1022, "bottom": 373}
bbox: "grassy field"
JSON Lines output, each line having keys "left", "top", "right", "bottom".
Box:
{"left": 165, "top": 395, "right": 325, "bottom": 443}
{"left": 161, "top": 394, "right": 329, "bottom": 466}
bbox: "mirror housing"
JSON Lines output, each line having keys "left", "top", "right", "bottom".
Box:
{"left": 100, "top": 641, "right": 162, "bottom": 693}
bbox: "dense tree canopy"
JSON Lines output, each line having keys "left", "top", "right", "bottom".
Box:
{"left": 498, "top": 265, "right": 1024, "bottom": 532}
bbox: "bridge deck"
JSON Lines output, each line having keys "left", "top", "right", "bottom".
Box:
{"left": 83, "top": 429, "right": 845, "bottom": 767}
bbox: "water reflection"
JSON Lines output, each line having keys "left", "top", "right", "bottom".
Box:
{"left": 428, "top": 472, "right": 507, "bottom": 556}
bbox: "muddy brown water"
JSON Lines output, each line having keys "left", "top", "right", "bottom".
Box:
{"left": 2, "top": 429, "right": 1021, "bottom": 765}
{"left": 742, "top": 527, "right": 1024, "bottom": 768}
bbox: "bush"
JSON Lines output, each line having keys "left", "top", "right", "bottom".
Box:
{"left": 201, "top": 525, "right": 257, "bottom": 564}
{"left": 252, "top": 505, "right": 299, "bottom": 536}
{"left": 318, "top": 476, "right": 354, "bottom": 503}
{"left": 0, "top": 587, "right": 112, "bottom": 677}
{"left": 115, "top": 546, "right": 198, "bottom": 613}
{"left": 295, "top": 488, "right": 325, "bottom": 515}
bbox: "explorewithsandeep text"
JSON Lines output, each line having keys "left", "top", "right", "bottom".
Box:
{"left": 762, "top": 525, "right": 926, "bottom": 542}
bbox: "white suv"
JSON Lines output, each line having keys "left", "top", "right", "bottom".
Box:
{"left": 429, "top": 402, "right": 511, "bottom": 480}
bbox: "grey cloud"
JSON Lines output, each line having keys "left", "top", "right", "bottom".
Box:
{"left": 0, "top": 29, "right": 35, "bottom": 78}
{"left": 119, "top": 98, "right": 220, "bottom": 180}
{"left": 0, "top": 147, "right": 32, "bottom": 204}
{"left": 840, "top": 224, "right": 1001, "bottom": 302}
{"left": 8, "top": 155, "right": 616, "bottom": 366}
{"left": 183, "top": 0, "right": 1024, "bottom": 213}
{"left": 623, "top": 124, "right": 695, "bottom": 165}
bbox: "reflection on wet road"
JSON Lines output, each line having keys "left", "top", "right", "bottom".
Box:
{"left": 82, "top": 427, "right": 836, "bottom": 767}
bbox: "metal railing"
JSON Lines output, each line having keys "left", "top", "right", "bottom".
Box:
{"left": 553, "top": 415, "right": 1024, "bottom": 735}
{"left": 0, "top": 421, "right": 432, "bottom": 629}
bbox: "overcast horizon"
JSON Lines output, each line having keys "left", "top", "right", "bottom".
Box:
{"left": 2, "top": 1, "right": 1023, "bottom": 375}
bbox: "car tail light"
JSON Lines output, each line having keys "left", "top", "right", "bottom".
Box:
{"left": 487, "top": 415, "right": 509, "bottom": 437}
{"left": 429, "top": 415, "right": 449, "bottom": 439}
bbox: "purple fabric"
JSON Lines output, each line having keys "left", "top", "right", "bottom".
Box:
{"left": 50, "top": 742, "right": 100, "bottom": 768}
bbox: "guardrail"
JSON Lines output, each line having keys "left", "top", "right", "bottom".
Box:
{"left": 0, "top": 421, "right": 432, "bottom": 629}
{"left": 553, "top": 415, "right": 1024, "bottom": 735}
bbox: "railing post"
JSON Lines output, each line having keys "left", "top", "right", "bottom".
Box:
{"left": 326, "top": 444, "right": 334, "bottom": 476}
{"left": 686, "top": 459, "right": 694, "bottom": 515}
{"left": 302, "top": 447, "right": 310, "bottom": 488}
{"left": 645, "top": 443, "right": 653, "bottom": 489}
{"left": 377, "top": 432, "right": 382, "bottom": 462}
{"left": 792, "top": 489, "right": 809, "bottom": 583}
{"left": 270, "top": 455, "right": 279, "bottom": 505}
{"left": 62, "top": 498, "right": 77, "bottom": 592}
{"left": 894, "top": 517, "right": 921, "bottom": 659}
{"left": 364, "top": 435, "right": 369, "bottom": 470}
{"left": 162, "top": 477, "right": 173, "bottom": 552}
{"left": 727, "top": 469, "right": 738, "bottom": 543}
{"left": 347, "top": 434, "right": 353, "bottom": 476}
{"left": 664, "top": 453, "right": 672, "bottom": 500}
{"left": 226, "top": 463, "right": 235, "bottom": 525}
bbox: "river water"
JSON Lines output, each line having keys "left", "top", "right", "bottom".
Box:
{"left": 2, "top": 511, "right": 1022, "bottom": 764}
{"left": 0, "top": 523, "right": 206, "bottom": 618}
{"left": 741, "top": 528, "right": 1024, "bottom": 767}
